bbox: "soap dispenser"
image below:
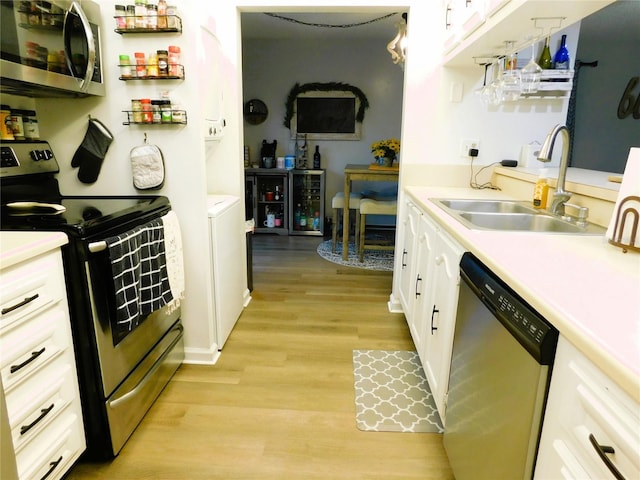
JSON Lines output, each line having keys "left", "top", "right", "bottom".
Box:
{"left": 533, "top": 169, "right": 549, "bottom": 209}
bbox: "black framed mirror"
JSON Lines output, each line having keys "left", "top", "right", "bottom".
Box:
{"left": 243, "top": 99, "right": 268, "bottom": 125}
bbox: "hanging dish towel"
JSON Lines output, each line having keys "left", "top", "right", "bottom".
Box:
{"left": 162, "top": 210, "right": 185, "bottom": 314}
{"left": 105, "top": 218, "right": 173, "bottom": 344}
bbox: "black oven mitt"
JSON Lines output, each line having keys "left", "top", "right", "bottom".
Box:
{"left": 71, "top": 118, "right": 114, "bottom": 184}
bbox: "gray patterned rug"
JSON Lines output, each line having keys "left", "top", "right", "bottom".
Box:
{"left": 316, "top": 239, "right": 394, "bottom": 271}
{"left": 352, "top": 350, "right": 444, "bottom": 433}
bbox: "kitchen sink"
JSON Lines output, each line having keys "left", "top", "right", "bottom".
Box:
{"left": 437, "top": 199, "right": 536, "bottom": 214}
{"left": 431, "top": 198, "right": 606, "bottom": 235}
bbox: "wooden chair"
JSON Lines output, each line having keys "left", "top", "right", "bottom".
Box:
{"left": 358, "top": 198, "right": 397, "bottom": 262}
{"left": 331, "top": 192, "right": 362, "bottom": 253}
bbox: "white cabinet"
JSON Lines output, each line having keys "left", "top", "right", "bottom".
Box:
{"left": 0, "top": 247, "right": 85, "bottom": 480}
{"left": 535, "top": 336, "right": 640, "bottom": 479}
{"left": 396, "top": 196, "right": 465, "bottom": 423}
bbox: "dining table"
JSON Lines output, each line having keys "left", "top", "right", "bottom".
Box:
{"left": 342, "top": 163, "right": 400, "bottom": 261}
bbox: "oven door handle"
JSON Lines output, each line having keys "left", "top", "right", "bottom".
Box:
{"left": 107, "top": 324, "right": 183, "bottom": 409}
{"left": 88, "top": 241, "right": 107, "bottom": 252}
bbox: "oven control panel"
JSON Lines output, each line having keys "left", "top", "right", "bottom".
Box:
{"left": 0, "top": 141, "right": 59, "bottom": 178}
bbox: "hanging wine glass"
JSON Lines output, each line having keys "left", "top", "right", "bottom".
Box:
{"left": 475, "top": 63, "right": 491, "bottom": 105}
{"left": 520, "top": 42, "right": 542, "bottom": 94}
{"left": 489, "top": 59, "right": 505, "bottom": 106}
{"left": 501, "top": 41, "right": 522, "bottom": 101}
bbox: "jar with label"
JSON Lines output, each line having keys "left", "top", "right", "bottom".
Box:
{"left": 171, "top": 104, "right": 184, "bottom": 124}
{"left": 10, "top": 110, "right": 25, "bottom": 140}
{"left": 131, "top": 99, "right": 143, "bottom": 123}
{"left": 168, "top": 45, "right": 181, "bottom": 77}
{"left": 166, "top": 5, "right": 178, "bottom": 29}
{"left": 157, "top": 0, "right": 167, "bottom": 29}
{"left": 126, "top": 5, "right": 136, "bottom": 28}
{"left": 119, "top": 54, "right": 132, "bottom": 78}
{"left": 134, "top": 0, "right": 147, "bottom": 29}
{"left": 115, "top": 5, "right": 126, "bottom": 29}
{"left": 1, "top": 105, "right": 14, "bottom": 141}
{"left": 141, "top": 99, "right": 152, "bottom": 123}
{"left": 146, "top": 4, "right": 157, "bottom": 30}
{"left": 147, "top": 53, "right": 158, "bottom": 77}
{"left": 23, "top": 110, "right": 40, "bottom": 140}
{"left": 134, "top": 52, "right": 146, "bottom": 78}
{"left": 157, "top": 50, "right": 169, "bottom": 76}
{"left": 151, "top": 100, "right": 162, "bottom": 123}
{"left": 160, "top": 100, "right": 172, "bottom": 123}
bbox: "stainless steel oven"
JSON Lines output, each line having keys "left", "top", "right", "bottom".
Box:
{"left": 0, "top": 0, "right": 105, "bottom": 97}
{"left": 1, "top": 141, "right": 184, "bottom": 459}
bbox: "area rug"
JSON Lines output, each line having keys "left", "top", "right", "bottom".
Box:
{"left": 316, "top": 239, "right": 394, "bottom": 271}
{"left": 352, "top": 350, "right": 444, "bottom": 433}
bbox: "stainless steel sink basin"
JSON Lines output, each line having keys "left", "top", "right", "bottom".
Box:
{"left": 431, "top": 198, "right": 606, "bottom": 235}
{"left": 437, "top": 199, "right": 536, "bottom": 214}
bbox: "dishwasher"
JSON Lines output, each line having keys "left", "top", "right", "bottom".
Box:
{"left": 443, "top": 252, "right": 558, "bottom": 480}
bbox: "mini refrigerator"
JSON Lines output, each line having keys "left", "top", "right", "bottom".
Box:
{"left": 289, "top": 169, "right": 325, "bottom": 235}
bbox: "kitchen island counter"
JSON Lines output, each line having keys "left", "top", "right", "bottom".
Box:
{"left": 404, "top": 186, "right": 640, "bottom": 400}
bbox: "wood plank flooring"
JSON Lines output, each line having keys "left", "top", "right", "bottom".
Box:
{"left": 67, "top": 235, "right": 454, "bottom": 480}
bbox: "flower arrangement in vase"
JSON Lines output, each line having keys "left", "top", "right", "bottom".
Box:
{"left": 371, "top": 138, "right": 400, "bottom": 166}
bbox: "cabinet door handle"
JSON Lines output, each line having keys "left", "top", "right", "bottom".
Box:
{"left": 431, "top": 305, "right": 439, "bottom": 334}
{"left": 20, "top": 403, "right": 55, "bottom": 435}
{"left": 40, "top": 455, "right": 63, "bottom": 480}
{"left": 10, "top": 347, "right": 46, "bottom": 373}
{"left": 1, "top": 293, "right": 39, "bottom": 315}
{"left": 415, "top": 274, "right": 422, "bottom": 298}
{"left": 402, "top": 249, "right": 408, "bottom": 268}
{"left": 445, "top": 6, "right": 452, "bottom": 29}
{"left": 589, "top": 433, "right": 626, "bottom": 480}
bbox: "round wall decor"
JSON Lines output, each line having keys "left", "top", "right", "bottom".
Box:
{"left": 243, "top": 99, "right": 268, "bottom": 125}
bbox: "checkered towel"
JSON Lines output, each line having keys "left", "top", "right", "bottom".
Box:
{"left": 105, "top": 218, "right": 173, "bottom": 344}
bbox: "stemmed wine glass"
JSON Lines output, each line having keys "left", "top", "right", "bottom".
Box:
{"left": 501, "top": 41, "right": 522, "bottom": 102}
{"left": 520, "top": 41, "right": 542, "bottom": 94}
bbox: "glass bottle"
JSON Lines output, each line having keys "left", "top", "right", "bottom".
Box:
{"left": 313, "top": 145, "right": 321, "bottom": 169}
{"left": 553, "top": 34, "right": 570, "bottom": 70}
{"left": 538, "top": 37, "right": 553, "bottom": 70}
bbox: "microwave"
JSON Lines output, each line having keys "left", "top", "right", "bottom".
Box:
{"left": 0, "top": 0, "right": 105, "bottom": 97}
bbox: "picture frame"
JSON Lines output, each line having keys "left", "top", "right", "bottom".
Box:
{"left": 290, "top": 90, "right": 362, "bottom": 140}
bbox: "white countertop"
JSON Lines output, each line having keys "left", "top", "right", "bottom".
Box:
{"left": 0, "top": 231, "right": 68, "bottom": 270}
{"left": 406, "top": 185, "right": 640, "bottom": 400}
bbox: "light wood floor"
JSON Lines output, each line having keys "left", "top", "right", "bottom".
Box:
{"left": 67, "top": 235, "right": 454, "bottom": 479}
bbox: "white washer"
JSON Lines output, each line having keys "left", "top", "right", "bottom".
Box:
{"left": 207, "top": 195, "right": 245, "bottom": 349}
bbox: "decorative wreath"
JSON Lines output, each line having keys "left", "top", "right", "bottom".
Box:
{"left": 283, "top": 82, "right": 370, "bottom": 129}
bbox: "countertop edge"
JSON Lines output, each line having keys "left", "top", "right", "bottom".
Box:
{"left": 0, "top": 232, "right": 68, "bottom": 270}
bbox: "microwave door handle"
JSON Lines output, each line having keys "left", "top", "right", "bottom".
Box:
{"left": 63, "top": 2, "right": 96, "bottom": 93}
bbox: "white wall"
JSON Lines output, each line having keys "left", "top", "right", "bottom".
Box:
{"left": 242, "top": 36, "right": 404, "bottom": 209}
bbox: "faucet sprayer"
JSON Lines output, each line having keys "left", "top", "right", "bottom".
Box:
{"left": 538, "top": 124, "right": 572, "bottom": 216}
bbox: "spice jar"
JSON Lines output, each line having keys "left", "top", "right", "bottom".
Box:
{"left": 115, "top": 4, "right": 126, "bottom": 29}
{"left": 147, "top": 53, "right": 158, "bottom": 77}
{"left": 134, "top": 52, "right": 146, "bottom": 78}
{"left": 134, "top": 0, "right": 147, "bottom": 29}
{"left": 23, "top": 110, "right": 40, "bottom": 140}
{"left": 166, "top": 5, "right": 177, "bottom": 29}
{"left": 146, "top": 3, "right": 157, "bottom": 30}
{"left": 168, "top": 45, "right": 181, "bottom": 77}
{"left": 151, "top": 100, "right": 162, "bottom": 123}
{"left": 126, "top": 5, "right": 136, "bottom": 29}
{"left": 141, "top": 98, "right": 152, "bottom": 123}
{"left": 131, "top": 99, "right": 143, "bottom": 123}
{"left": 160, "top": 100, "right": 172, "bottom": 123}
{"left": 119, "top": 54, "right": 132, "bottom": 78}
{"left": 10, "top": 109, "right": 26, "bottom": 140}
{"left": 1, "top": 105, "right": 14, "bottom": 141}
{"left": 157, "top": 49, "right": 169, "bottom": 76}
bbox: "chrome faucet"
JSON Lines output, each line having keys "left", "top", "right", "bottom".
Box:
{"left": 537, "top": 124, "right": 572, "bottom": 216}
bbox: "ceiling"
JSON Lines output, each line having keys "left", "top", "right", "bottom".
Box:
{"left": 240, "top": 12, "right": 406, "bottom": 41}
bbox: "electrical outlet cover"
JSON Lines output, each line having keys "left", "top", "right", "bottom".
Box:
{"left": 460, "top": 139, "right": 480, "bottom": 157}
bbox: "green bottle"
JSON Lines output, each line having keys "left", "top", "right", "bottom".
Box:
{"left": 538, "top": 36, "right": 553, "bottom": 69}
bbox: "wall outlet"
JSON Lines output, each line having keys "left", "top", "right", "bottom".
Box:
{"left": 460, "top": 139, "right": 480, "bottom": 158}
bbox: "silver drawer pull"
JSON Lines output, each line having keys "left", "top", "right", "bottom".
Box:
{"left": 589, "top": 433, "right": 626, "bottom": 480}
{"left": 1, "top": 293, "right": 39, "bottom": 315}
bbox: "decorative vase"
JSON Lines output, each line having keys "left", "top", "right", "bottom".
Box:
{"left": 381, "top": 156, "right": 394, "bottom": 167}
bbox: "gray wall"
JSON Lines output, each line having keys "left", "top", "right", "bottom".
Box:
{"left": 571, "top": 1, "right": 640, "bottom": 173}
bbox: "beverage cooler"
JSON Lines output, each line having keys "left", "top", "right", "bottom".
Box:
{"left": 245, "top": 169, "right": 288, "bottom": 235}
{"left": 289, "top": 169, "right": 325, "bottom": 236}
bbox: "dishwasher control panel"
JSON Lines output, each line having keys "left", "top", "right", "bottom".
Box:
{"left": 460, "top": 252, "right": 558, "bottom": 364}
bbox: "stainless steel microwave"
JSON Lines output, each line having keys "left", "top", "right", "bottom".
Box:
{"left": 1, "top": 0, "right": 105, "bottom": 97}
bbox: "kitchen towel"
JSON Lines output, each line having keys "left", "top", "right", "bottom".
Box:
{"left": 105, "top": 219, "right": 173, "bottom": 344}
{"left": 607, "top": 147, "right": 640, "bottom": 251}
{"left": 161, "top": 210, "right": 185, "bottom": 314}
{"left": 71, "top": 118, "right": 114, "bottom": 184}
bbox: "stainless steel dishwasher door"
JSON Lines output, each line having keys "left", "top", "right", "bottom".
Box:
{"left": 443, "top": 253, "right": 557, "bottom": 480}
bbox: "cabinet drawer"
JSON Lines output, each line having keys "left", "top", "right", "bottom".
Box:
{"left": 0, "top": 308, "right": 70, "bottom": 392}
{"left": 0, "top": 250, "right": 65, "bottom": 332}
{"left": 7, "top": 362, "right": 78, "bottom": 453}
{"left": 15, "top": 408, "right": 84, "bottom": 480}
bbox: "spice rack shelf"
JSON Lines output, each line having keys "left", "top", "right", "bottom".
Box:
{"left": 114, "top": 16, "right": 182, "bottom": 34}
{"left": 122, "top": 110, "right": 187, "bottom": 126}
{"left": 118, "top": 64, "right": 185, "bottom": 81}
